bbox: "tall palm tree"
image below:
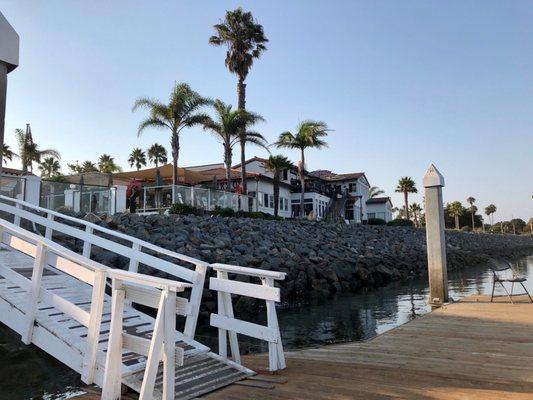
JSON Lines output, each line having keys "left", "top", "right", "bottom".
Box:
{"left": 98, "top": 154, "right": 122, "bottom": 173}
{"left": 448, "top": 201, "right": 464, "bottom": 230}
{"left": 203, "top": 100, "right": 266, "bottom": 189}
{"left": 128, "top": 148, "right": 147, "bottom": 171}
{"left": 38, "top": 157, "right": 61, "bottom": 179}
{"left": 276, "top": 120, "right": 330, "bottom": 217}
{"left": 263, "top": 155, "right": 294, "bottom": 217}
{"left": 485, "top": 204, "right": 497, "bottom": 225}
{"left": 466, "top": 197, "right": 476, "bottom": 229}
{"left": 133, "top": 83, "right": 211, "bottom": 186}
{"left": 209, "top": 7, "right": 268, "bottom": 195}
{"left": 395, "top": 177, "right": 417, "bottom": 220}
{"left": 2, "top": 143, "right": 16, "bottom": 164}
{"left": 409, "top": 202, "right": 423, "bottom": 228}
{"left": 147, "top": 143, "right": 168, "bottom": 169}
{"left": 15, "top": 126, "right": 60, "bottom": 174}
{"left": 369, "top": 186, "right": 385, "bottom": 199}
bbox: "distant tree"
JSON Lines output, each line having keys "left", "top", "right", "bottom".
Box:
{"left": 203, "top": 100, "right": 267, "bottom": 189}
{"left": 276, "top": 121, "right": 330, "bottom": 217}
{"left": 38, "top": 157, "right": 61, "bottom": 179}
{"left": 409, "top": 202, "right": 423, "bottom": 228}
{"left": 369, "top": 186, "right": 385, "bottom": 199}
{"left": 2, "top": 143, "right": 16, "bottom": 164}
{"left": 98, "top": 154, "right": 122, "bottom": 173}
{"left": 81, "top": 161, "right": 98, "bottom": 173}
{"left": 485, "top": 204, "right": 497, "bottom": 225}
{"left": 466, "top": 197, "right": 476, "bottom": 229}
{"left": 147, "top": 143, "right": 168, "bottom": 169}
{"left": 209, "top": 7, "right": 268, "bottom": 195}
{"left": 263, "top": 155, "right": 294, "bottom": 217}
{"left": 447, "top": 201, "right": 464, "bottom": 230}
{"left": 133, "top": 83, "right": 212, "bottom": 185}
{"left": 128, "top": 148, "right": 147, "bottom": 171}
{"left": 509, "top": 218, "right": 527, "bottom": 234}
{"left": 395, "top": 177, "right": 417, "bottom": 220}
{"left": 15, "top": 126, "right": 60, "bottom": 174}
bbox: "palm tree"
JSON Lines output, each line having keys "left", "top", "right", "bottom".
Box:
{"left": 81, "top": 161, "right": 98, "bottom": 172}
{"left": 409, "top": 202, "right": 423, "bottom": 228}
{"left": 133, "top": 83, "right": 211, "bottom": 187}
{"left": 2, "top": 143, "right": 16, "bottom": 164}
{"left": 98, "top": 154, "right": 122, "bottom": 173}
{"left": 395, "top": 177, "right": 417, "bottom": 220}
{"left": 466, "top": 197, "right": 476, "bottom": 229}
{"left": 485, "top": 204, "right": 497, "bottom": 225}
{"left": 38, "top": 157, "right": 61, "bottom": 179}
{"left": 263, "top": 155, "right": 294, "bottom": 217}
{"left": 369, "top": 186, "right": 385, "bottom": 199}
{"left": 128, "top": 148, "right": 147, "bottom": 171}
{"left": 203, "top": 100, "right": 267, "bottom": 189}
{"left": 15, "top": 126, "right": 60, "bottom": 174}
{"left": 209, "top": 7, "right": 268, "bottom": 195}
{"left": 276, "top": 120, "right": 330, "bottom": 217}
{"left": 147, "top": 143, "right": 168, "bottom": 169}
{"left": 448, "top": 201, "right": 464, "bottom": 230}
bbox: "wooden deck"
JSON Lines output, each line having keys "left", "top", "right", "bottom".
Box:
{"left": 201, "top": 294, "right": 533, "bottom": 400}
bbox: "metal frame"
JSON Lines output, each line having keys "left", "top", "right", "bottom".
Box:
{"left": 489, "top": 262, "right": 533, "bottom": 304}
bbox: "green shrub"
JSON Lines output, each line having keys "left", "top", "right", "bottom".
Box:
{"left": 169, "top": 203, "right": 200, "bottom": 215}
{"left": 368, "top": 218, "right": 386, "bottom": 226}
{"left": 213, "top": 207, "right": 235, "bottom": 217}
{"left": 387, "top": 218, "right": 414, "bottom": 227}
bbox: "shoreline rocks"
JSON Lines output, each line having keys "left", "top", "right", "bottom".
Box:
{"left": 83, "top": 214, "right": 533, "bottom": 305}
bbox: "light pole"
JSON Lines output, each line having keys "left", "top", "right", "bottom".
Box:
{"left": 0, "top": 12, "right": 19, "bottom": 177}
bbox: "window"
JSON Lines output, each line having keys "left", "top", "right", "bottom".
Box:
{"left": 269, "top": 195, "right": 274, "bottom": 209}
{"left": 368, "top": 213, "right": 376, "bottom": 219}
{"left": 282, "top": 169, "right": 288, "bottom": 181}
{"left": 263, "top": 193, "right": 269, "bottom": 208}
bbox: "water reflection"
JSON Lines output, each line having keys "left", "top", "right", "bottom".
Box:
{"left": 1, "top": 256, "right": 531, "bottom": 399}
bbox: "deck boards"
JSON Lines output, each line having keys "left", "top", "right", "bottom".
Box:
{"left": 0, "top": 246, "right": 250, "bottom": 400}
{"left": 203, "top": 294, "right": 533, "bottom": 399}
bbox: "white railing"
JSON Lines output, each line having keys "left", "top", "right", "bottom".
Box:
{"left": 0, "top": 218, "right": 108, "bottom": 384}
{"left": 209, "top": 263, "right": 286, "bottom": 372}
{"left": 138, "top": 184, "right": 255, "bottom": 213}
{"left": 102, "top": 269, "right": 191, "bottom": 400}
{"left": 0, "top": 194, "right": 208, "bottom": 339}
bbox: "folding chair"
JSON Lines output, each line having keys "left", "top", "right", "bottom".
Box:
{"left": 489, "top": 260, "right": 533, "bottom": 304}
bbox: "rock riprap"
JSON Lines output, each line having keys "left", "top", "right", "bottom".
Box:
{"left": 64, "top": 213, "right": 533, "bottom": 306}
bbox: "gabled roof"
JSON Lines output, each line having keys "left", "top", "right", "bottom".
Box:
{"left": 1, "top": 167, "right": 33, "bottom": 177}
{"left": 232, "top": 156, "right": 268, "bottom": 169}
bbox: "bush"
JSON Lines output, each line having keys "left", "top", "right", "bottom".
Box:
{"left": 461, "top": 226, "right": 472, "bottom": 232}
{"left": 387, "top": 218, "right": 414, "bottom": 227}
{"left": 235, "top": 210, "right": 276, "bottom": 219}
{"left": 368, "top": 218, "right": 386, "bottom": 226}
{"left": 169, "top": 203, "right": 200, "bottom": 215}
{"left": 212, "top": 207, "right": 235, "bottom": 217}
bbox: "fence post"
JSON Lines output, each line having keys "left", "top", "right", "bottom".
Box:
{"left": 423, "top": 164, "right": 448, "bottom": 305}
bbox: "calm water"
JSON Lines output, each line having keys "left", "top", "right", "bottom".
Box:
{"left": 1, "top": 256, "right": 532, "bottom": 399}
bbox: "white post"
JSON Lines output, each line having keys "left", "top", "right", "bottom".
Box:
{"left": 22, "top": 243, "right": 46, "bottom": 344}
{"left": 423, "top": 164, "right": 448, "bottom": 305}
{"left": 23, "top": 175, "right": 41, "bottom": 206}
{"left": 113, "top": 185, "right": 127, "bottom": 213}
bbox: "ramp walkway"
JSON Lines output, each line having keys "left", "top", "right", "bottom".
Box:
{"left": 0, "top": 195, "right": 286, "bottom": 399}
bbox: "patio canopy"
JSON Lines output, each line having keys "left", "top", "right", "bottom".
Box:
{"left": 112, "top": 164, "right": 208, "bottom": 186}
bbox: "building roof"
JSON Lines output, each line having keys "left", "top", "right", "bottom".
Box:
{"left": 309, "top": 169, "right": 366, "bottom": 182}
{"left": 366, "top": 196, "right": 393, "bottom": 206}
{"left": 232, "top": 156, "right": 268, "bottom": 169}
{"left": 109, "top": 164, "right": 207, "bottom": 185}
{"left": 1, "top": 167, "right": 33, "bottom": 177}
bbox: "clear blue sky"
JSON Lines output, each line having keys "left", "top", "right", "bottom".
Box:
{"left": 2, "top": 1, "right": 532, "bottom": 221}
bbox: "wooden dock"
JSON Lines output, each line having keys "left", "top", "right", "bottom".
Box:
{"left": 201, "top": 294, "right": 533, "bottom": 400}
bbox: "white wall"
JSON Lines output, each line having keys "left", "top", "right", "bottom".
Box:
{"left": 366, "top": 202, "right": 393, "bottom": 222}
{"left": 247, "top": 178, "right": 292, "bottom": 218}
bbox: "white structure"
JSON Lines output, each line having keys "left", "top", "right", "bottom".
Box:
{"left": 366, "top": 197, "right": 394, "bottom": 222}
{"left": 0, "top": 194, "right": 287, "bottom": 398}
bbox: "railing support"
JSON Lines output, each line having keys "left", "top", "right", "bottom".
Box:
{"left": 21, "top": 243, "right": 46, "bottom": 344}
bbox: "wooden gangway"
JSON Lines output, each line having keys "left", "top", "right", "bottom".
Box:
{"left": 0, "top": 195, "right": 287, "bottom": 399}
{"left": 206, "top": 294, "right": 533, "bottom": 399}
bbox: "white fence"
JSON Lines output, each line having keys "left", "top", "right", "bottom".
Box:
{"left": 138, "top": 184, "right": 255, "bottom": 213}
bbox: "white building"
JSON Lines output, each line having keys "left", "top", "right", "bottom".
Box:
{"left": 366, "top": 197, "right": 394, "bottom": 222}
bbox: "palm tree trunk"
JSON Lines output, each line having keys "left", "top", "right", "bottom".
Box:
{"left": 455, "top": 215, "right": 459, "bottom": 230}
{"left": 299, "top": 149, "right": 305, "bottom": 218}
{"left": 404, "top": 191, "right": 409, "bottom": 220}
{"left": 224, "top": 146, "right": 232, "bottom": 191}
{"left": 171, "top": 131, "right": 179, "bottom": 187}
{"left": 273, "top": 174, "right": 280, "bottom": 218}
{"left": 471, "top": 211, "right": 475, "bottom": 230}
{"left": 237, "top": 76, "right": 248, "bottom": 202}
